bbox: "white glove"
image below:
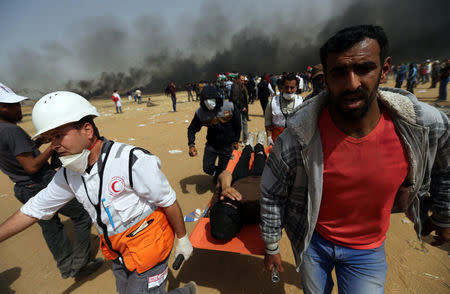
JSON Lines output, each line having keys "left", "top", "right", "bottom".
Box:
{"left": 267, "top": 136, "right": 274, "bottom": 146}
{"left": 174, "top": 235, "right": 193, "bottom": 261}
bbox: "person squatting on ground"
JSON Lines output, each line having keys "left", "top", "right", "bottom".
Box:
{"left": 112, "top": 90, "right": 122, "bottom": 113}
{"left": 187, "top": 86, "right": 241, "bottom": 179}
{"left": 265, "top": 73, "right": 303, "bottom": 146}
{"left": 230, "top": 74, "right": 250, "bottom": 143}
{"left": 261, "top": 25, "right": 449, "bottom": 294}
{"left": 210, "top": 131, "right": 268, "bottom": 240}
{"left": 0, "top": 83, "right": 100, "bottom": 279}
{"left": 0, "top": 92, "right": 197, "bottom": 294}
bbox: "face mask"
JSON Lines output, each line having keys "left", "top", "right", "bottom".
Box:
{"left": 204, "top": 99, "right": 216, "bottom": 110}
{"left": 283, "top": 92, "right": 296, "bottom": 101}
{"left": 59, "top": 149, "right": 91, "bottom": 174}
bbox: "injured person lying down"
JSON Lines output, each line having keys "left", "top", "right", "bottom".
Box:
{"left": 209, "top": 131, "right": 271, "bottom": 240}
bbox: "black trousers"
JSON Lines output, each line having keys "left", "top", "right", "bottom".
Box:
{"left": 232, "top": 144, "right": 266, "bottom": 182}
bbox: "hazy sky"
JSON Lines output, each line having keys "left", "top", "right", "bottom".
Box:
{"left": 1, "top": 0, "right": 448, "bottom": 97}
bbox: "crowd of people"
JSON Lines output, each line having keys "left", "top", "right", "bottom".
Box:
{"left": 392, "top": 59, "right": 450, "bottom": 103}
{"left": 0, "top": 24, "right": 449, "bottom": 294}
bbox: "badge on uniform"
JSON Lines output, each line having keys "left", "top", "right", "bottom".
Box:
{"left": 148, "top": 266, "right": 168, "bottom": 289}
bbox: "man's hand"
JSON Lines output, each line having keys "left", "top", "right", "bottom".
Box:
{"left": 264, "top": 253, "right": 284, "bottom": 273}
{"left": 232, "top": 142, "right": 239, "bottom": 150}
{"left": 242, "top": 107, "right": 247, "bottom": 112}
{"left": 174, "top": 234, "right": 193, "bottom": 261}
{"left": 188, "top": 146, "right": 198, "bottom": 157}
{"left": 34, "top": 136, "right": 50, "bottom": 148}
{"left": 220, "top": 186, "right": 242, "bottom": 201}
{"left": 422, "top": 218, "right": 450, "bottom": 246}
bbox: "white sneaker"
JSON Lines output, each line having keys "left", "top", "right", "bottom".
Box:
{"left": 245, "top": 132, "right": 255, "bottom": 148}
{"left": 257, "top": 131, "right": 266, "bottom": 146}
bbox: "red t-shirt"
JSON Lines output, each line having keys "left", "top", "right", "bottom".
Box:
{"left": 316, "top": 108, "right": 408, "bottom": 249}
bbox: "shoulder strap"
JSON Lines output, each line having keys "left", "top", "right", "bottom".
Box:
{"left": 63, "top": 167, "right": 68, "bottom": 185}
{"left": 128, "top": 147, "right": 151, "bottom": 188}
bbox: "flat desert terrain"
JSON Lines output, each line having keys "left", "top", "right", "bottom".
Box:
{"left": 1, "top": 79, "right": 449, "bottom": 293}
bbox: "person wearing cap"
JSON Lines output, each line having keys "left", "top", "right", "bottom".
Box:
{"left": 0, "top": 91, "right": 197, "bottom": 294}
{"left": 0, "top": 83, "right": 99, "bottom": 279}
{"left": 264, "top": 73, "right": 303, "bottom": 145}
{"left": 188, "top": 85, "right": 241, "bottom": 179}
{"left": 304, "top": 64, "right": 326, "bottom": 101}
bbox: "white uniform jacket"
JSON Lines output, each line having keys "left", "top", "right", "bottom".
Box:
{"left": 21, "top": 139, "right": 176, "bottom": 236}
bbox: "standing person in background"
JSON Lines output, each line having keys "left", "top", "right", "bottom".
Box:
{"left": 230, "top": 74, "right": 249, "bottom": 143}
{"left": 246, "top": 75, "right": 256, "bottom": 104}
{"left": 261, "top": 25, "right": 449, "bottom": 294}
{"left": 0, "top": 83, "right": 100, "bottom": 279}
{"left": 112, "top": 90, "right": 122, "bottom": 113}
{"left": 0, "top": 91, "right": 197, "bottom": 294}
{"left": 135, "top": 88, "right": 142, "bottom": 104}
{"left": 169, "top": 82, "right": 177, "bottom": 112}
{"left": 186, "top": 83, "right": 194, "bottom": 102}
{"left": 264, "top": 73, "right": 303, "bottom": 145}
{"left": 406, "top": 63, "right": 417, "bottom": 94}
{"left": 395, "top": 64, "right": 407, "bottom": 88}
{"left": 436, "top": 60, "right": 450, "bottom": 105}
{"left": 192, "top": 82, "right": 200, "bottom": 101}
{"left": 430, "top": 60, "right": 440, "bottom": 88}
{"left": 257, "top": 73, "right": 273, "bottom": 115}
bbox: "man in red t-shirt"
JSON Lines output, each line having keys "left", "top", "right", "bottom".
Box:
{"left": 261, "top": 25, "right": 450, "bottom": 294}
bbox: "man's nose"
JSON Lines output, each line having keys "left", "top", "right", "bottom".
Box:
{"left": 345, "top": 71, "right": 361, "bottom": 92}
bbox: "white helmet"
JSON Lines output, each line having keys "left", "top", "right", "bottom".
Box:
{"left": 32, "top": 91, "right": 100, "bottom": 138}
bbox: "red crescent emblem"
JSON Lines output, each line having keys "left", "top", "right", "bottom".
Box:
{"left": 111, "top": 181, "right": 120, "bottom": 193}
{"left": 108, "top": 176, "right": 125, "bottom": 196}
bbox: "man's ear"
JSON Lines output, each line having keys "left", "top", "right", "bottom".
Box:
{"left": 380, "top": 56, "right": 392, "bottom": 84}
{"left": 81, "top": 122, "right": 94, "bottom": 139}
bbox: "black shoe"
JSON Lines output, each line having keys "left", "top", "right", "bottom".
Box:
{"left": 71, "top": 258, "right": 104, "bottom": 278}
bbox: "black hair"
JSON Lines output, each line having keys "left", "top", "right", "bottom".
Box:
{"left": 281, "top": 72, "right": 299, "bottom": 86}
{"left": 320, "top": 25, "right": 390, "bottom": 71}
{"left": 75, "top": 116, "right": 100, "bottom": 138}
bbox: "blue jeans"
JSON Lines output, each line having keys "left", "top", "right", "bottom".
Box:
{"left": 300, "top": 231, "right": 387, "bottom": 294}
{"left": 171, "top": 94, "right": 177, "bottom": 111}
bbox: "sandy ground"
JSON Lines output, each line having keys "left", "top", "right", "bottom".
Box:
{"left": 0, "top": 79, "right": 449, "bottom": 294}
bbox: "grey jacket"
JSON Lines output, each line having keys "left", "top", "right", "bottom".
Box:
{"left": 260, "top": 87, "right": 450, "bottom": 270}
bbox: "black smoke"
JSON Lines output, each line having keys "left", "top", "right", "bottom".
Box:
{"left": 5, "top": 0, "right": 449, "bottom": 98}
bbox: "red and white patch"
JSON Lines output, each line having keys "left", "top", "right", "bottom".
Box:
{"left": 108, "top": 176, "right": 125, "bottom": 196}
{"left": 148, "top": 266, "right": 168, "bottom": 289}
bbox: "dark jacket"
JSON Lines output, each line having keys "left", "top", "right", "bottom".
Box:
{"left": 187, "top": 101, "right": 241, "bottom": 148}
{"left": 230, "top": 83, "right": 248, "bottom": 114}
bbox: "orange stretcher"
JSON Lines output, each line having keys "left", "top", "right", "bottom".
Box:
{"left": 189, "top": 192, "right": 265, "bottom": 256}
{"left": 189, "top": 217, "right": 265, "bottom": 255}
